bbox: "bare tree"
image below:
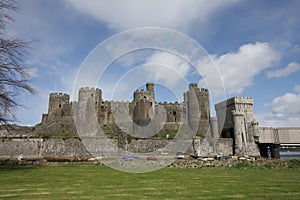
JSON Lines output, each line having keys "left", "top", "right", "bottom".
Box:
{"left": 0, "top": 0, "right": 35, "bottom": 124}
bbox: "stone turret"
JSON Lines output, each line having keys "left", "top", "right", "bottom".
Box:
{"left": 35, "top": 92, "right": 75, "bottom": 134}
{"left": 252, "top": 119, "right": 259, "bottom": 143}
{"left": 48, "top": 93, "right": 70, "bottom": 118}
{"left": 232, "top": 110, "right": 245, "bottom": 155}
{"left": 132, "top": 83, "right": 155, "bottom": 126}
{"left": 146, "top": 82, "right": 155, "bottom": 106}
{"left": 184, "top": 83, "right": 210, "bottom": 137}
{"left": 210, "top": 117, "right": 219, "bottom": 138}
{"left": 78, "top": 87, "right": 102, "bottom": 123}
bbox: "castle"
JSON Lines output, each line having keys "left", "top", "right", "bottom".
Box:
{"left": 36, "top": 83, "right": 210, "bottom": 135}
{"left": 34, "top": 82, "right": 261, "bottom": 157}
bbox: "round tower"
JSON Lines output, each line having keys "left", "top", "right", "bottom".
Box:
{"left": 133, "top": 90, "right": 139, "bottom": 102}
{"left": 186, "top": 83, "right": 200, "bottom": 135}
{"left": 232, "top": 110, "right": 245, "bottom": 155}
{"left": 146, "top": 82, "right": 155, "bottom": 106}
{"left": 210, "top": 117, "right": 219, "bottom": 138}
{"left": 251, "top": 119, "right": 259, "bottom": 143}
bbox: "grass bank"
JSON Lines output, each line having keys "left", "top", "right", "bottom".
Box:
{"left": 0, "top": 164, "right": 299, "bottom": 199}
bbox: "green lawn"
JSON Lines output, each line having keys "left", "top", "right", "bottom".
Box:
{"left": 0, "top": 164, "right": 299, "bottom": 199}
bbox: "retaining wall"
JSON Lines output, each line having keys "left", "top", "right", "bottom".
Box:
{"left": 0, "top": 137, "right": 234, "bottom": 159}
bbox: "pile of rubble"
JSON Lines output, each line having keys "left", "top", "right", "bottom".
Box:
{"left": 168, "top": 157, "right": 242, "bottom": 168}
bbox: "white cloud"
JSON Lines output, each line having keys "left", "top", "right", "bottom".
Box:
{"left": 65, "top": 0, "right": 238, "bottom": 31}
{"left": 198, "top": 42, "right": 280, "bottom": 95}
{"left": 15, "top": 88, "right": 51, "bottom": 126}
{"left": 255, "top": 113, "right": 300, "bottom": 127}
{"left": 294, "top": 85, "right": 300, "bottom": 93}
{"left": 104, "top": 41, "right": 280, "bottom": 104}
{"left": 257, "top": 85, "right": 300, "bottom": 127}
{"left": 267, "top": 62, "right": 300, "bottom": 78}
{"left": 267, "top": 93, "right": 300, "bottom": 116}
{"left": 24, "top": 67, "right": 38, "bottom": 78}
{"left": 144, "top": 51, "right": 191, "bottom": 86}
{"left": 106, "top": 41, "right": 280, "bottom": 102}
{"left": 101, "top": 51, "right": 192, "bottom": 102}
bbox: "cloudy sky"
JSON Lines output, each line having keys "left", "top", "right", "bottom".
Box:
{"left": 6, "top": 0, "right": 300, "bottom": 127}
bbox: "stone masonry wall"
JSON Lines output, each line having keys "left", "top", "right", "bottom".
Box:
{"left": 127, "top": 139, "right": 170, "bottom": 153}
{"left": 0, "top": 137, "right": 235, "bottom": 159}
{"left": 0, "top": 138, "right": 43, "bottom": 158}
{"left": 214, "top": 138, "right": 233, "bottom": 156}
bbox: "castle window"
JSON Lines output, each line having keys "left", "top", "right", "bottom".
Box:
{"left": 59, "top": 104, "right": 61, "bottom": 108}
{"left": 91, "top": 93, "right": 94, "bottom": 97}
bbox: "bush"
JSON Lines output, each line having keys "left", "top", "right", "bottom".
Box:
{"left": 288, "top": 159, "right": 300, "bottom": 169}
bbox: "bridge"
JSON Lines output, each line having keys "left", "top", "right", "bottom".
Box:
{"left": 258, "top": 127, "right": 300, "bottom": 158}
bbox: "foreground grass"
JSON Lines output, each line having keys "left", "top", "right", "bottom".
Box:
{"left": 0, "top": 164, "right": 299, "bottom": 199}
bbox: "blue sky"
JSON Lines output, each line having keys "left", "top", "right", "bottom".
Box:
{"left": 6, "top": 0, "right": 300, "bottom": 127}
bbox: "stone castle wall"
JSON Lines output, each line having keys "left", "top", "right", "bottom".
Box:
{"left": 214, "top": 97, "right": 260, "bottom": 156}
{"left": 34, "top": 83, "right": 210, "bottom": 136}
{"left": 0, "top": 137, "right": 235, "bottom": 159}
{"left": 1, "top": 83, "right": 266, "bottom": 158}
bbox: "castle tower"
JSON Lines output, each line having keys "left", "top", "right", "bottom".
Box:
{"left": 78, "top": 87, "right": 102, "bottom": 107}
{"left": 215, "top": 97, "right": 260, "bottom": 156}
{"left": 199, "top": 88, "right": 210, "bottom": 135}
{"left": 184, "top": 83, "right": 199, "bottom": 134}
{"left": 133, "top": 97, "right": 152, "bottom": 126}
{"left": 232, "top": 110, "right": 246, "bottom": 155}
{"left": 132, "top": 83, "right": 156, "bottom": 126}
{"left": 210, "top": 117, "right": 219, "bottom": 138}
{"left": 48, "top": 93, "right": 70, "bottom": 118}
{"left": 251, "top": 119, "right": 259, "bottom": 143}
{"left": 146, "top": 82, "right": 155, "bottom": 106}
{"left": 184, "top": 83, "right": 210, "bottom": 137}
{"left": 36, "top": 92, "right": 75, "bottom": 134}
{"left": 78, "top": 87, "right": 103, "bottom": 123}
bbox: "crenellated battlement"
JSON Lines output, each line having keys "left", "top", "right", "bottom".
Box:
{"left": 79, "top": 87, "right": 96, "bottom": 91}
{"left": 78, "top": 87, "right": 102, "bottom": 94}
{"left": 232, "top": 110, "right": 244, "bottom": 116}
{"left": 200, "top": 88, "right": 209, "bottom": 93}
{"left": 50, "top": 92, "right": 69, "bottom": 97}
{"left": 215, "top": 96, "right": 253, "bottom": 110}
{"left": 133, "top": 82, "right": 155, "bottom": 104}
{"left": 189, "top": 83, "right": 198, "bottom": 90}
{"left": 158, "top": 101, "right": 181, "bottom": 105}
